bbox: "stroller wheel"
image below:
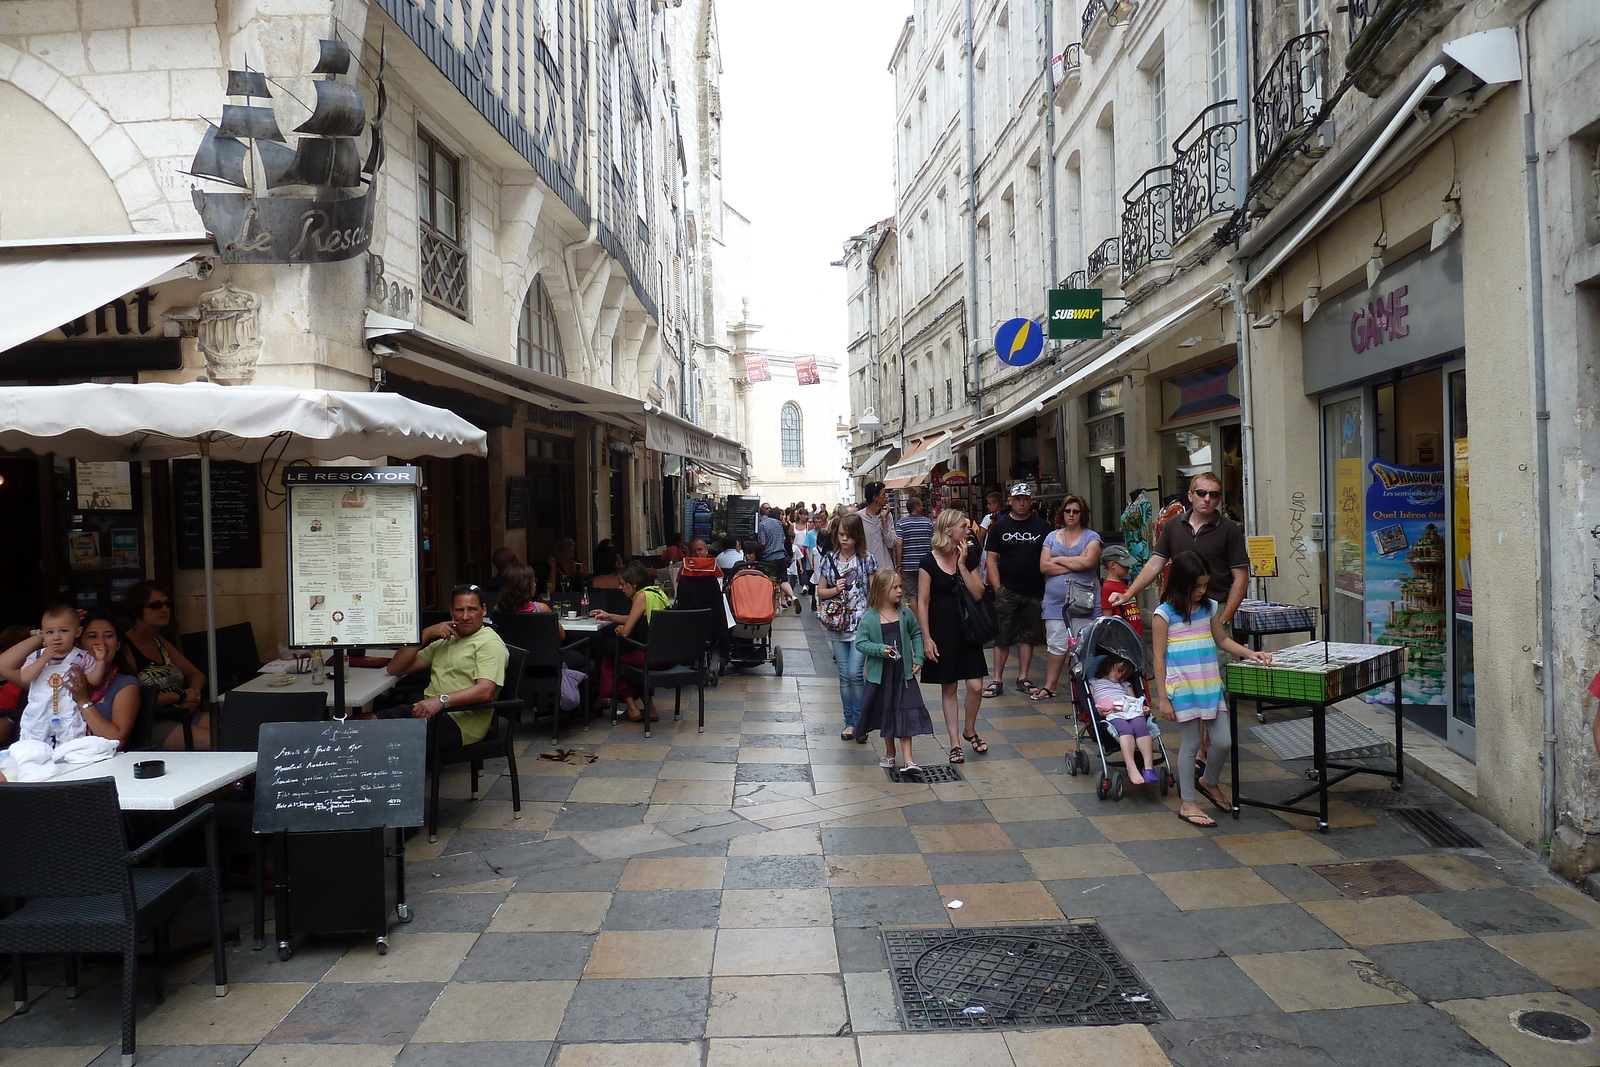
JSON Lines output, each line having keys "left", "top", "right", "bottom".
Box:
{"left": 1159, "top": 769, "right": 1170, "bottom": 796}
{"left": 1111, "top": 771, "right": 1125, "bottom": 801}
{"left": 1065, "top": 751, "right": 1079, "bottom": 776}
{"left": 1096, "top": 777, "right": 1111, "bottom": 801}
{"left": 1076, "top": 750, "right": 1092, "bottom": 776}
{"left": 773, "top": 645, "right": 785, "bottom": 677}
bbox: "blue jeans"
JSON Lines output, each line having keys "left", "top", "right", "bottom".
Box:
{"left": 831, "top": 637, "right": 866, "bottom": 727}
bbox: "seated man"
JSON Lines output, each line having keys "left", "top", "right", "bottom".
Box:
{"left": 687, "top": 536, "right": 709, "bottom": 558}
{"left": 378, "top": 584, "right": 508, "bottom": 748}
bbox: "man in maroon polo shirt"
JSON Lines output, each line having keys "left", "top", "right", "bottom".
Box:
{"left": 1107, "top": 470, "right": 1249, "bottom": 625}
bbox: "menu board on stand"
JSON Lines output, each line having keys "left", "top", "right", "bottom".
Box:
{"left": 283, "top": 467, "right": 421, "bottom": 716}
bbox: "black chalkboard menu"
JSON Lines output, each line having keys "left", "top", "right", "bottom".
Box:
{"left": 175, "top": 459, "right": 262, "bottom": 570}
{"left": 506, "top": 476, "right": 531, "bottom": 530}
{"left": 253, "top": 718, "right": 426, "bottom": 833}
{"left": 726, "top": 494, "right": 760, "bottom": 542}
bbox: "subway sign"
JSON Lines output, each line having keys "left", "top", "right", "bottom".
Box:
{"left": 1048, "top": 288, "right": 1104, "bottom": 339}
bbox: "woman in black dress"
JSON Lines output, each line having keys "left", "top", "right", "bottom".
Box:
{"left": 915, "top": 509, "right": 990, "bottom": 764}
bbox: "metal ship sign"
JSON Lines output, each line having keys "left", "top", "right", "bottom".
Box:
{"left": 189, "top": 38, "right": 385, "bottom": 264}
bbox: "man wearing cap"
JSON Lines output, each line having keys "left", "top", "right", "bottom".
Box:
{"left": 983, "top": 483, "right": 1054, "bottom": 698}
{"left": 859, "top": 481, "right": 902, "bottom": 573}
{"left": 1108, "top": 470, "right": 1249, "bottom": 625}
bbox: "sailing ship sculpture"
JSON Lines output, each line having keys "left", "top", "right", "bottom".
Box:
{"left": 189, "top": 37, "right": 385, "bottom": 264}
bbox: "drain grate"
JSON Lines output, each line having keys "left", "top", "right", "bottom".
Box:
{"left": 883, "top": 923, "right": 1164, "bottom": 1030}
{"left": 1514, "top": 1010, "right": 1593, "bottom": 1042}
{"left": 1391, "top": 807, "right": 1482, "bottom": 849}
{"left": 1310, "top": 860, "right": 1445, "bottom": 897}
{"left": 885, "top": 764, "right": 963, "bottom": 784}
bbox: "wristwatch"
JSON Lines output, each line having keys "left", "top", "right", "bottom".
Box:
{"left": 438, "top": 692, "right": 451, "bottom": 706}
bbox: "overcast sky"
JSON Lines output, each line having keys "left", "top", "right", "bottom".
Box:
{"left": 717, "top": 1, "right": 912, "bottom": 363}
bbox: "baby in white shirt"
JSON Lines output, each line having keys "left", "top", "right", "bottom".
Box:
{"left": 17, "top": 605, "right": 106, "bottom": 747}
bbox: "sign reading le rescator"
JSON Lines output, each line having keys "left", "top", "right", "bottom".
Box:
{"left": 1049, "top": 288, "right": 1104, "bottom": 339}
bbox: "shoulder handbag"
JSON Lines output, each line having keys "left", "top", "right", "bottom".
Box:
{"left": 1056, "top": 532, "right": 1097, "bottom": 616}
{"left": 954, "top": 579, "right": 999, "bottom": 646}
{"left": 816, "top": 555, "right": 853, "bottom": 633}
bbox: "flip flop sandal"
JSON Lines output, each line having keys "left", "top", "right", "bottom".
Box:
{"left": 901, "top": 763, "right": 921, "bottom": 775}
{"left": 1177, "top": 810, "right": 1217, "bottom": 828}
{"left": 948, "top": 747, "right": 965, "bottom": 764}
{"left": 980, "top": 682, "right": 1004, "bottom": 698}
{"left": 1199, "top": 785, "right": 1232, "bottom": 812}
{"left": 878, "top": 757, "right": 896, "bottom": 768}
{"left": 963, "top": 733, "right": 989, "bottom": 754}
{"left": 1015, "top": 679, "right": 1041, "bottom": 696}
{"left": 1028, "top": 687, "right": 1056, "bottom": 702}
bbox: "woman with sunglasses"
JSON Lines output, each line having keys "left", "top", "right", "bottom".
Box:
{"left": 121, "top": 581, "right": 211, "bottom": 750}
{"left": 1036, "top": 494, "right": 1101, "bottom": 701}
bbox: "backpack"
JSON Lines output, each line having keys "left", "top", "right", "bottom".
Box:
{"left": 680, "top": 555, "right": 719, "bottom": 578}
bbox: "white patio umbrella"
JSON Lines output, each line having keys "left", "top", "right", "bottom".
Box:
{"left": 0, "top": 382, "right": 488, "bottom": 705}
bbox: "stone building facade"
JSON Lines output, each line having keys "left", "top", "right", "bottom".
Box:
{"left": 0, "top": 0, "right": 747, "bottom": 655}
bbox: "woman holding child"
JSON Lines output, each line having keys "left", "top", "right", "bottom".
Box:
{"left": 0, "top": 607, "right": 141, "bottom": 749}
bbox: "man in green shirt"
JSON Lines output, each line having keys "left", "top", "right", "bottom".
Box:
{"left": 379, "top": 585, "right": 508, "bottom": 746}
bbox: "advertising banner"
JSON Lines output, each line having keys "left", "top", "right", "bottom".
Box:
{"left": 1362, "top": 460, "right": 1447, "bottom": 706}
{"left": 744, "top": 353, "right": 771, "bottom": 382}
{"left": 795, "top": 354, "right": 821, "bottom": 385}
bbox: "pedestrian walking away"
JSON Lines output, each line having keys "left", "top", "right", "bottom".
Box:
{"left": 897, "top": 495, "right": 935, "bottom": 585}
{"left": 915, "top": 508, "right": 990, "bottom": 764}
{"left": 1150, "top": 551, "right": 1271, "bottom": 827}
{"left": 983, "top": 483, "right": 1053, "bottom": 698}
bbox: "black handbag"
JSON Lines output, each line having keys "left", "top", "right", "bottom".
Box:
{"left": 955, "top": 581, "right": 999, "bottom": 646}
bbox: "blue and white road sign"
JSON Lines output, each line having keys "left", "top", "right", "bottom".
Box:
{"left": 995, "top": 317, "right": 1044, "bottom": 367}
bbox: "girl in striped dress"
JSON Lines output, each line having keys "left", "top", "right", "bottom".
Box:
{"left": 1152, "top": 551, "right": 1272, "bottom": 828}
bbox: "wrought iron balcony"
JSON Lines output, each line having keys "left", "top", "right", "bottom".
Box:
{"left": 1120, "top": 166, "right": 1174, "bottom": 278}
{"left": 1172, "top": 101, "right": 1240, "bottom": 239}
{"left": 1060, "top": 269, "right": 1088, "bottom": 290}
{"left": 1088, "top": 237, "right": 1120, "bottom": 281}
{"left": 1346, "top": 0, "right": 1377, "bottom": 44}
{"left": 1253, "top": 33, "right": 1329, "bottom": 175}
{"left": 1051, "top": 44, "right": 1083, "bottom": 105}
{"left": 1081, "top": 0, "right": 1136, "bottom": 54}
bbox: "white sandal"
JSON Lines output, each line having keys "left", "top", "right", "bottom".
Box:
{"left": 878, "top": 757, "right": 896, "bottom": 768}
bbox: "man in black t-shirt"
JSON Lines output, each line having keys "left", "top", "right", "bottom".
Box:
{"left": 984, "top": 483, "right": 1054, "bottom": 697}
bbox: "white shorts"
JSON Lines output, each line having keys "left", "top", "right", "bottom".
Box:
{"left": 1044, "top": 618, "right": 1072, "bottom": 657}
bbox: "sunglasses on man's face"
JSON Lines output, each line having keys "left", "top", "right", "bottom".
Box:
{"left": 145, "top": 599, "right": 173, "bottom": 610}
{"left": 1191, "top": 489, "right": 1222, "bottom": 499}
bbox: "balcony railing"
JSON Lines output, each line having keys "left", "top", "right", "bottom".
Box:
{"left": 1172, "top": 101, "right": 1240, "bottom": 238}
{"left": 1081, "top": 0, "right": 1136, "bottom": 53}
{"left": 1060, "top": 269, "right": 1088, "bottom": 290}
{"left": 1253, "top": 33, "right": 1329, "bottom": 174}
{"left": 1088, "top": 237, "right": 1120, "bottom": 281}
{"left": 1346, "top": 0, "right": 1378, "bottom": 44}
{"left": 1080, "top": 0, "right": 1101, "bottom": 41}
{"left": 1051, "top": 44, "right": 1082, "bottom": 88}
{"left": 1120, "top": 166, "right": 1174, "bottom": 278}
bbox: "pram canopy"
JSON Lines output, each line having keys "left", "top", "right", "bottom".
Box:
{"left": 1074, "top": 616, "right": 1146, "bottom": 692}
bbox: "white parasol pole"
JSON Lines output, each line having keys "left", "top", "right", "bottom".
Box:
{"left": 200, "top": 438, "right": 219, "bottom": 709}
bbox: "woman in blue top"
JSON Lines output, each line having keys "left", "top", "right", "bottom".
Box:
{"left": 1037, "top": 495, "right": 1101, "bottom": 701}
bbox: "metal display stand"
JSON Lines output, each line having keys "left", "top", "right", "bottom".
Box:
{"left": 1226, "top": 642, "right": 1407, "bottom": 833}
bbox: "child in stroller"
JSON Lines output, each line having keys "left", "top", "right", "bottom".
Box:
{"left": 1090, "top": 655, "right": 1158, "bottom": 787}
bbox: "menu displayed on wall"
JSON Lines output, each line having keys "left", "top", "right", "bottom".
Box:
{"left": 285, "top": 467, "right": 420, "bottom": 648}
{"left": 175, "top": 460, "right": 262, "bottom": 570}
{"left": 75, "top": 461, "right": 134, "bottom": 511}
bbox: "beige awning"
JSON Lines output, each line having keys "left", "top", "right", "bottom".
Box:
{"left": 0, "top": 233, "right": 214, "bottom": 355}
{"left": 643, "top": 405, "right": 747, "bottom": 484}
{"left": 852, "top": 444, "right": 895, "bottom": 478}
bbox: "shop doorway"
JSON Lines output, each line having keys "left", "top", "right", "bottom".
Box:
{"left": 0, "top": 457, "right": 49, "bottom": 624}
{"left": 1321, "top": 363, "right": 1471, "bottom": 756}
{"left": 526, "top": 432, "right": 576, "bottom": 570}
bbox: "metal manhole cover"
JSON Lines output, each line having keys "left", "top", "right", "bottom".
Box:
{"left": 1513, "top": 1010, "right": 1593, "bottom": 1042}
{"left": 883, "top": 924, "right": 1164, "bottom": 1030}
{"left": 885, "top": 765, "right": 963, "bottom": 784}
{"left": 1309, "top": 860, "right": 1444, "bottom": 897}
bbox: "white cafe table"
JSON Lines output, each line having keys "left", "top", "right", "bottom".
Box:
{"left": 559, "top": 616, "right": 615, "bottom": 634}
{"left": 230, "top": 665, "right": 399, "bottom": 713}
{"left": 46, "top": 751, "right": 258, "bottom": 811}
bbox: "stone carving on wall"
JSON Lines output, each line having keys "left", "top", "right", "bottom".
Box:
{"left": 197, "top": 282, "right": 263, "bottom": 385}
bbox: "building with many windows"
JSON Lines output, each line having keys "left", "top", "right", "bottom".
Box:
{"left": 0, "top": 0, "right": 747, "bottom": 655}
{"left": 847, "top": 0, "right": 1600, "bottom": 883}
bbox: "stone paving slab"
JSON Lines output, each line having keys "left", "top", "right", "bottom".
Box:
{"left": 6, "top": 612, "right": 1592, "bottom": 1066}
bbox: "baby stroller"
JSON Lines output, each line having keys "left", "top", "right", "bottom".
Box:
{"left": 1064, "top": 615, "right": 1175, "bottom": 801}
{"left": 721, "top": 566, "right": 783, "bottom": 676}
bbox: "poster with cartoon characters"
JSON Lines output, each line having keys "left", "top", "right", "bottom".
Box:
{"left": 1363, "top": 460, "right": 1447, "bottom": 706}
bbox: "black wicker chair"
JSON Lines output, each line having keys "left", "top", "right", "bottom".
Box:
{"left": 491, "top": 612, "right": 586, "bottom": 742}
{"left": 426, "top": 644, "right": 527, "bottom": 843}
{"left": 611, "top": 608, "right": 716, "bottom": 738}
{"left": 0, "top": 778, "right": 228, "bottom": 1067}
{"left": 179, "top": 622, "right": 262, "bottom": 695}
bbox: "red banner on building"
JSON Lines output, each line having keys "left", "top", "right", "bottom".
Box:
{"left": 795, "top": 354, "right": 820, "bottom": 385}
{"left": 744, "top": 353, "right": 771, "bottom": 382}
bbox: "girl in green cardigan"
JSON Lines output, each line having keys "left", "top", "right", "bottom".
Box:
{"left": 854, "top": 571, "right": 936, "bottom": 774}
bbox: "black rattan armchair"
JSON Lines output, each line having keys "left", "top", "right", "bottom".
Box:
{"left": 426, "top": 644, "right": 527, "bottom": 843}
{"left": 0, "top": 778, "right": 228, "bottom": 1067}
{"left": 611, "top": 608, "right": 716, "bottom": 738}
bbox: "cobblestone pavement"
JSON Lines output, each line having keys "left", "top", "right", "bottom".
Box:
{"left": 5, "top": 611, "right": 1600, "bottom": 1067}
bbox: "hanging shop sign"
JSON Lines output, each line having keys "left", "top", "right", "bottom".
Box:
{"left": 995, "top": 318, "right": 1044, "bottom": 366}
{"left": 1302, "top": 244, "right": 1464, "bottom": 395}
{"left": 1047, "top": 288, "right": 1104, "bottom": 339}
{"left": 189, "top": 40, "right": 385, "bottom": 263}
